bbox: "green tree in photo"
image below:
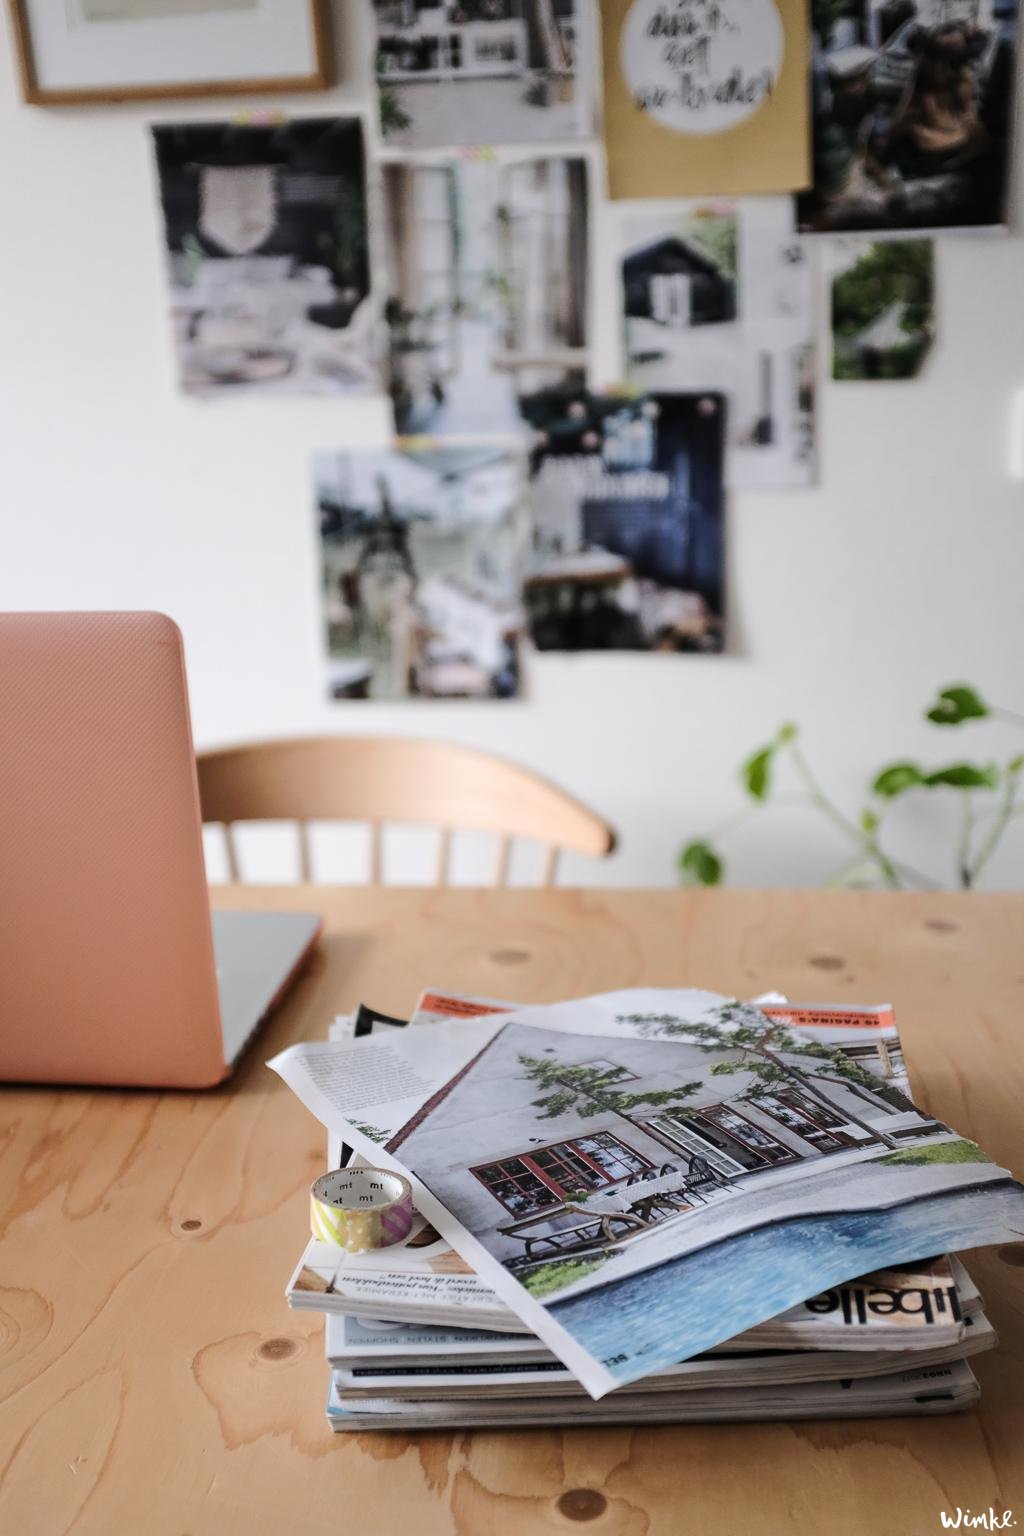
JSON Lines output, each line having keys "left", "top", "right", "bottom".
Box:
{"left": 832, "top": 240, "right": 934, "bottom": 381}
{"left": 517, "top": 1055, "right": 705, "bottom": 1162}
{"left": 686, "top": 210, "right": 738, "bottom": 279}
{"left": 352, "top": 1120, "right": 389, "bottom": 1145}
{"left": 378, "top": 83, "right": 412, "bottom": 139}
{"left": 619, "top": 1004, "right": 908, "bottom": 1149}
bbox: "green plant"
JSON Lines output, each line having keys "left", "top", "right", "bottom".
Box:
{"left": 378, "top": 80, "right": 412, "bottom": 138}
{"left": 313, "top": 176, "right": 369, "bottom": 289}
{"left": 352, "top": 1121, "right": 389, "bottom": 1145}
{"left": 680, "top": 684, "right": 1024, "bottom": 891}
{"left": 621, "top": 1004, "right": 911, "bottom": 1147}
{"left": 880, "top": 1139, "right": 988, "bottom": 1166}
{"left": 519, "top": 1055, "right": 703, "bottom": 1122}
{"left": 519, "top": 1255, "right": 608, "bottom": 1298}
{"left": 518, "top": 1053, "right": 706, "bottom": 1165}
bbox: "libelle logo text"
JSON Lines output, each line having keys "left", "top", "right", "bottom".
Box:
{"left": 939, "top": 1511, "right": 1016, "bottom": 1530}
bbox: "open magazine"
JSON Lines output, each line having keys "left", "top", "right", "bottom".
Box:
{"left": 290, "top": 1227, "right": 981, "bottom": 1349}
{"left": 270, "top": 987, "right": 1024, "bottom": 1399}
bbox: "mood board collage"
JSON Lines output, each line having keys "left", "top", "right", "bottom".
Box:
{"left": 151, "top": 0, "right": 1018, "bottom": 702}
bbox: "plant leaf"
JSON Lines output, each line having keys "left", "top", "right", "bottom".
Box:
{"left": 924, "top": 762, "right": 1000, "bottom": 790}
{"left": 1008, "top": 753, "right": 1024, "bottom": 774}
{"left": 860, "top": 807, "right": 880, "bottom": 833}
{"left": 926, "top": 684, "right": 989, "bottom": 726}
{"left": 742, "top": 745, "right": 775, "bottom": 802}
{"left": 776, "top": 721, "right": 798, "bottom": 745}
{"left": 872, "top": 762, "right": 925, "bottom": 798}
{"left": 679, "top": 840, "right": 724, "bottom": 886}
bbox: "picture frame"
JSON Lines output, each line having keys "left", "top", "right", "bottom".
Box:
{"left": 7, "top": 0, "right": 331, "bottom": 106}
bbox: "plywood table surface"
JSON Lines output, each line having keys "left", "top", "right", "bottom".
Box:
{"left": 2, "top": 888, "right": 1022, "bottom": 1536}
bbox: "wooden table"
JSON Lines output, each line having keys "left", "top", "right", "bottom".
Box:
{"left": 2, "top": 888, "right": 1023, "bottom": 1536}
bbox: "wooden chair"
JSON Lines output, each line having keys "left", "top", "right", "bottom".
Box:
{"left": 196, "top": 735, "right": 616, "bottom": 886}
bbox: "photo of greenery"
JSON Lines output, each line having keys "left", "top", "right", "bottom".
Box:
{"left": 831, "top": 239, "right": 935, "bottom": 381}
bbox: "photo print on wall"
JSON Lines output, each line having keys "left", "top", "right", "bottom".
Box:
{"left": 318, "top": 440, "right": 530, "bottom": 702}
{"left": 599, "top": 0, "right": 811, "bottom": 197}
{"left": 524, "top": 390, "right": 726, "bottom": 654}
{"left": 372, "top": 0, "right": 594, "bottom": 150}
{"left": 799, "top": 0, "right": 1017, "bottom": 232}
{"left": 830, "top": 238, "right": 935, "bottom": 379}
{"left": 379, "top": 150, "right": 590, "bottom": 437}
{"left": 620, "top": 197, "right": 816, "bottom": 488}
{"left": 152, "top": 117, "right": 374, "bottom": 395}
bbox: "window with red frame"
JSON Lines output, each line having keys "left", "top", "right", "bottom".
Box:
{"left": 471, "top": 1132, "right": 653, "bottom": 1216}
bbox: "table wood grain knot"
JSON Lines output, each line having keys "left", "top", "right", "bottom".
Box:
{"left": 489, "top": 947, "right": 531, "bottom": 965}
{"left": 558, "top": 1489, "right": 607, "bottom": 1521}
{"left": 257, "top": 1337, "right": 299, "bottom": 1362}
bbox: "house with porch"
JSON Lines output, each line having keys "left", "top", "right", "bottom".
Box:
{"left": 387, "top": 1021, "right": 945, "bottom": 1270}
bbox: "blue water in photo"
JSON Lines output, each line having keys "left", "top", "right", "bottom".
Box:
{"left": 550, "top": 1182, "right": 1024, "bottom": 1390}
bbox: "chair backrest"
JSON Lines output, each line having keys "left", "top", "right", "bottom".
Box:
{"left": 196, "top": 735, "right": 615, "bottom": 886}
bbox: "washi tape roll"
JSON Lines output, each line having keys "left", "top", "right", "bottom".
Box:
{"left": 310, "top": 1168, "right": 414, "bottom": 1254}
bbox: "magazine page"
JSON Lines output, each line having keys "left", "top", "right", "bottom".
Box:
{"left": 330, "top": 1317, "right": 995, "bottom": 1399}
{"left": 287, "top": 1237, "right": 517, "bottom": 1325}
{"left": 411, "top": 990, "right": 517, "bottom": 1026}
{"left": 292, "top": 1157, "right": 977, "bottom": 1348}
{"left": 326, "top": 1314, "right": 542, "bottom": 1364}
{"left": 756, "top": 1003, "right": 911, "bottom": 1096}
{"left": 270, "top": 988, "right": 1024, "bottom": 1398}
{"left": 325, "top": 1360, "right": 981, "bottom": 1430}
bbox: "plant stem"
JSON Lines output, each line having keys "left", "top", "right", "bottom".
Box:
{"left": 957, "top": 792, "right": 975, "bottom": 890}
{"left": 786, "top": 742, "right": 867, "bottom": 843}
{"left": 786, "top": 742, "right": 943, "bottom": 890}
{"left": 824, "top": 853, "right": 881, "bottom": 888}
{"left": 991, "top": 706, "right": 1024, "bottom": 729}
{"left": 969, "top": 769, "right": 1021, "bottom": 887}
{"left": 697, "top": 806, "right": 758, "bottom": 853}
{"left": 786, "top": 742, "right": 903, "bottom": 889}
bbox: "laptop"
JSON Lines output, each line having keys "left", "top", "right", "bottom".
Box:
{"left": 0, "top": 612, "right": 321, "bottom": 1088}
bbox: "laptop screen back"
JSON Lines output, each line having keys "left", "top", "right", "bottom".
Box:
{"left": 0, "top": 612, "right": 227, "bottom": 1087}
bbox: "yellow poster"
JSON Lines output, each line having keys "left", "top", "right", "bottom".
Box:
{"left": 601, "top": 0, "right": 811, "bottom": 199}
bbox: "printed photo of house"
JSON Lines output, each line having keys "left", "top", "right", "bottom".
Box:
{"left": 380, "top": 152, "right": 590, "bottom": 435}
{"left": 622, "top": 218, "right": 738, "bottom": 332}
{"left": 386, "top": 1011, "right": 951, "bottom": 1283}
{"left": 373, "top": 1, "right": 590, "bottom": 149}
{"left": 621, "top": 199, "right": 816, "bottom": 489}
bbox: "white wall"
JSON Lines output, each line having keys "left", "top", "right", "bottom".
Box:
{"left": 2, "top": 3, "right": 1023, "bottom": 890}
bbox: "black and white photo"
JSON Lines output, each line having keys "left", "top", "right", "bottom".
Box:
{"left": 373, "top": 1, "right": 591, "bottom": 149}
{"left": 153, "top": 117, "right": 375, "bottom": 394}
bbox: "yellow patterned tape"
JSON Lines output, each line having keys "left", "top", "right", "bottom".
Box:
{"left": 309, "top": 1168, "right": 414, "bottom": 1255}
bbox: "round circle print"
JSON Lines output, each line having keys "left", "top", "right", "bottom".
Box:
{"left": 621, "top": 0, "right": 785, "bottom": 137}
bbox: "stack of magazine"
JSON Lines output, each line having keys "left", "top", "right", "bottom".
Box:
{"left": 272, "top": 987, "right": 1024, "bottom": 1431}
